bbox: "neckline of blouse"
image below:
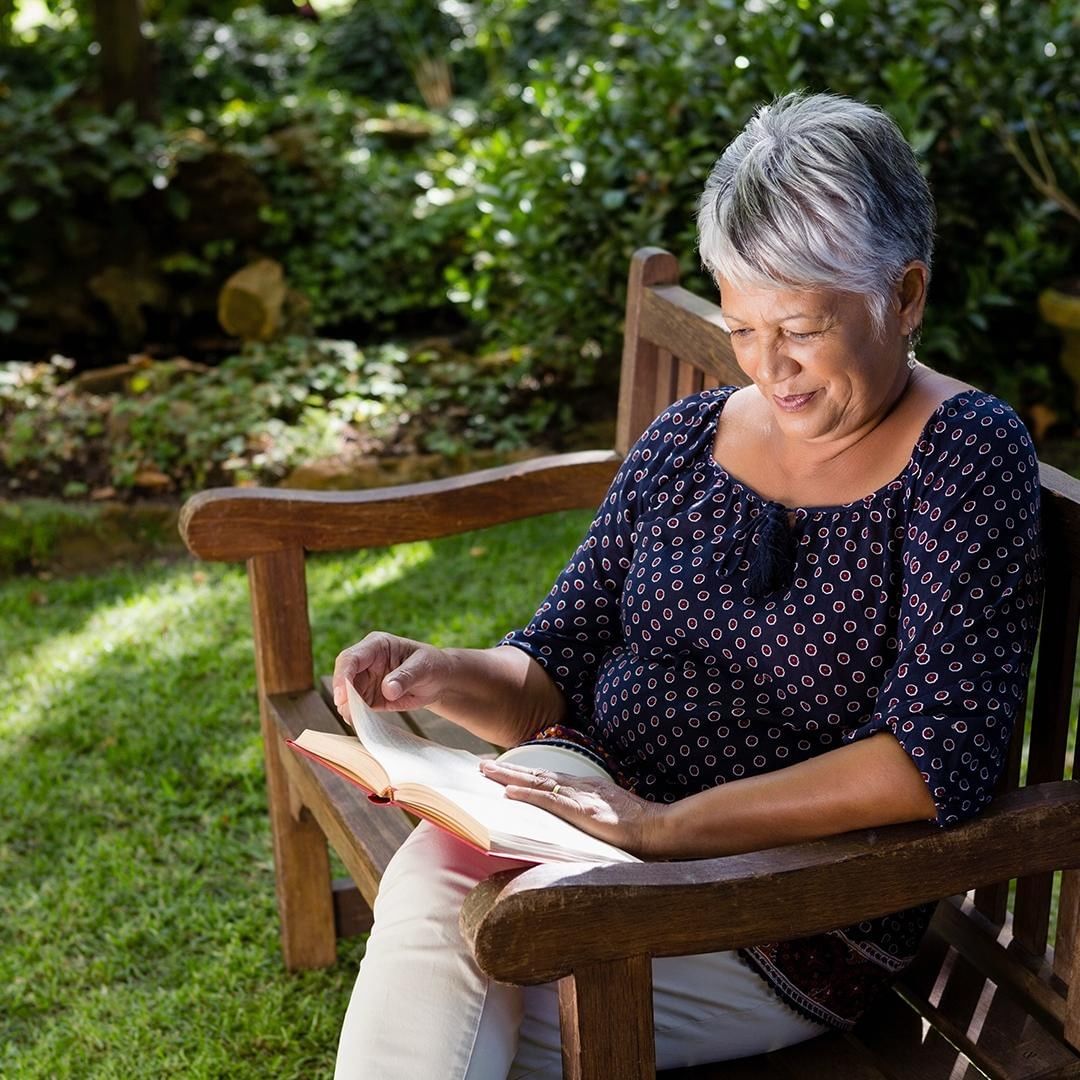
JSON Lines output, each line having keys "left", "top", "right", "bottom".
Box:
{"left": 705, "top": 386, "right": 976, "bottom": 519}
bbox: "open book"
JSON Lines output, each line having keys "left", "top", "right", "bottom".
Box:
{"left": 287, "top": 681, "right": 637, "bottom": 865}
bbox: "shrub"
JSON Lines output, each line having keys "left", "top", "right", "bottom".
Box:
{"left": 432, "top": 0, "right": 1077, "bottom": 405}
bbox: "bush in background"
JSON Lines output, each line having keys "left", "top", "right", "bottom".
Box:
{"left": 0, "top": 0, "right": 1075, "bottom": 481}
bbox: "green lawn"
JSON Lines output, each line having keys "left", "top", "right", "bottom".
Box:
{"left": 2, "top": 506, "right": 1075, "bottom": 1077}
{"left": 0, "top": 510, "right": 594, "bottom": 1079}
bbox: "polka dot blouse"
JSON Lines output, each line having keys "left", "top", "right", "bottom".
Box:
{"left": 502, "top": 386, "right": 1044, "bottom": 1029}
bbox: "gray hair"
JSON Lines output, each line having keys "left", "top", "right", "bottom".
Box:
{"left": 697, "top": 92, "right": 935, "bottom": 336}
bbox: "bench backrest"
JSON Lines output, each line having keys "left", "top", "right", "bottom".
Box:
{"left": 618, "top": 246, "right": 1080, "bottom": 998}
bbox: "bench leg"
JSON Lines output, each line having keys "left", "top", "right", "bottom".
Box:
{"left": 558, "top": 956, "right": 655, "bottom": 1080}
{"left": 249, "top": 548, "right": 337, "bottom": 970}
{"left": 262, "top": 726, "right": 337, "bottom": 969}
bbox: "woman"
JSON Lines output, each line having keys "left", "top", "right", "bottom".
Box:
{"left": 332, "top": 92, "right": 1043, "bottom": 1078}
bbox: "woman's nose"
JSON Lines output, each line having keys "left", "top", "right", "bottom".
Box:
{"left": 753, "top": 336, "right": 800, "bottom": 384}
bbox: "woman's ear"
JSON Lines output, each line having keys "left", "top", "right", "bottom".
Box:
{"left": 896, "top": 262, "right": 929, "bottom": 334}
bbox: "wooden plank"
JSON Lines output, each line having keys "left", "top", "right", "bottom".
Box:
{"left": 1057, "top": 871, "right": 1079, "bottom": 985}
{"left": 653, "top": 347, "right": 679, "bottom": 417}
{"left": 181, "top": 450, "right": 621, "bottom": 562}
{"left": 1014, "top": 518, "right": 1080, "bottom": 955}
{"left": 663, "top": 1033, "right": 891, "bottom": 1079}
{"left": 463, "top": 783, "right": 1080, "bottom": 985}
{"left": 616, "top": 247, "right": 681, "bottom": 454}
{"left": 268, "top": 689, "right": 413, "bottom": 909}
{"left": 332, "top": 879, "right": 374, "bottom": 939}
{"left": 675, "top": 359, "right": 704, "bottom": 400}
{"left": 932, "top": 897, "right": 1068, "bottom": 1038}
{"left": 559, "top": 956, "right": 655, "bottom": 1080}
{"left": 855, "top": 986, "right": 988, "bottom": 1079}
{"left": 638, "top": 283, "right": 744, "bottom": 385}
{"left": 1067, "top": 924, "right": 1080, "bottom": 1049}
{"left": 899, "top": 928, "right": 1080, "bottom": 1078}
{"left": 249, "top": 548, "right": 337, "bottom": 970}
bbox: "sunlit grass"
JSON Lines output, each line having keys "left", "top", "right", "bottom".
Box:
{"left": 0, "top": 510, "right": 592, "bottom": 1079}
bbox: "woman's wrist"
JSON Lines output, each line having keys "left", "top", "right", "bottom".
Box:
{"left": 635, "top": 798, "right": 682, "bottom": 859}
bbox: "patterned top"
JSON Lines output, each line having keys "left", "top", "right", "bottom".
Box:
{"left": 502, "top": 386, "right": 1044, "bottom": 1030}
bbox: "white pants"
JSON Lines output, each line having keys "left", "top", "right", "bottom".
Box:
{"left": 335, "top": 823, "right": 827, "bottom": 1079}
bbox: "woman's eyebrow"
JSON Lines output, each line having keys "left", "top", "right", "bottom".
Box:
{"left": 720, "top": 311, "right": 823, "bottom": 323}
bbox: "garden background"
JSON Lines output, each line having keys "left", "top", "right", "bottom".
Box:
{"left": 1, "top": 1, "right": 1077, "bottom": 1076}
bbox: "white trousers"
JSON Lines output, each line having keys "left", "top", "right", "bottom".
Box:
{"left": 335, "top": 823, "right": 827, "bottom": 1079}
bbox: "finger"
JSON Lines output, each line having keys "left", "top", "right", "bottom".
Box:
{"left": 479, "top": 762, "right": 560, "bottom": 788}
{"left": 504, "top": 785, "right": 575, "bottom": 811}
{"left": 381, "top": 650, "right": 442, "bottom": 705}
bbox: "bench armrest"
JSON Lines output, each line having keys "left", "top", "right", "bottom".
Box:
{"left": 179, "top": 450, "right": 621, "bottom": 561}
{"left": 461, "top": 780, "right": 1080, "bottom": 984}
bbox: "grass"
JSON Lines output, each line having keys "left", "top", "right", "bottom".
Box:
{"left": 0, "top": 509, "right": 594, "bottom": 1079}
{"left": 2, "top": 505, "right": 1076, "bottom": 1077}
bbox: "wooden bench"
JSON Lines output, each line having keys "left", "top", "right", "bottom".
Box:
{"left": 180, "top": 247, "right": 1080, "bottom": 1079}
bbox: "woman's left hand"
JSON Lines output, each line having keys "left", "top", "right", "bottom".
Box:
{"left": 478, "top": 760, "right": 668, "bottom": 858}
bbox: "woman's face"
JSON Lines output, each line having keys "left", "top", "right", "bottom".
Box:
{"left": 718, "top": 275, "right": 919, "bottom": 445}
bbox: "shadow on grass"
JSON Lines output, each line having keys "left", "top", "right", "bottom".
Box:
{"left": 0, "top": 509, "right": 592, "bottom": 1080}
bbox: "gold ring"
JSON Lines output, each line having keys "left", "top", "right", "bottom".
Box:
{"left": 551, "top": 784, "right": 561, "bottom": 796}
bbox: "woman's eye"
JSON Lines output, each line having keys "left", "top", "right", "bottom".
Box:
{"left": 729, "top": 328, "right": 751, "bottom": 338}
{"left": 788, "top": 330, "right": 822, "bottom": 341}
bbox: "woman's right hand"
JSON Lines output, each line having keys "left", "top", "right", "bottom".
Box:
{"left": 332, "top": 632, "right": 455, "bottom": 726}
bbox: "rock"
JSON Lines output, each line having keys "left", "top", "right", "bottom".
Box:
{"left": 218, "top": 258, "right": 287, "bottom": 342}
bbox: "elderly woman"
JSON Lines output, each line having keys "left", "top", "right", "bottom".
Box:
{"left": 331, "top": 92, "right": 1043, "bottom": 1078}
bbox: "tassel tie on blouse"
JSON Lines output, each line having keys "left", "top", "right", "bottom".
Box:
{"left": 717, "top": 500, "right": 797, "bottom": 599}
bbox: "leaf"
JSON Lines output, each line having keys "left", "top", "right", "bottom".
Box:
{"left": 109, "top": 173, "right": 148, "bottom": 200}
{"left": 8, "top": 196, "right": 40, "bottom": 223}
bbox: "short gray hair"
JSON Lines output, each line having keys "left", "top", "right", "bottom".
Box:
{"left": 697, "top": 92, "right": 935, "bottom": 336}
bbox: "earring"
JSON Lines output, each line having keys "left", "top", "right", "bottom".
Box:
{"left": 906, "top": 327, "right": 919, "bottom": 370}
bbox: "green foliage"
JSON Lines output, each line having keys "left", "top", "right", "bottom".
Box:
{"left": 0, "top": 0, "right": 1077, "bottom": 450}
{"left": 427, "top": 0, "right": 1077, "bottom": 397}
{"left": 0, "top": 337, "right": 561, "bottom": 498}
{"left": 215, "top": 95, "right": 469, "bottom": 331}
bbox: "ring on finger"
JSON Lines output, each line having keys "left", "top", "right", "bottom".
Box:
{"left": 551, "top": 783, "right": 562, "bottom": 796}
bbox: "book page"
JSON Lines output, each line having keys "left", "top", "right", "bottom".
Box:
{"left": 343, "top": 683, "right": 637, "bottom": 864}
{"left": 346, "top": 681, "right": 496, "bottom": 800}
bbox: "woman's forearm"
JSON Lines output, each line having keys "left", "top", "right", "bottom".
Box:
{"left": 432, "top": 645, "right": 567, "bottom": 749}
{"left": 649, "top": 732, "right": 937, "bottom": 859}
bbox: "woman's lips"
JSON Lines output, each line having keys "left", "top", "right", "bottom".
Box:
{"left": 774, "top": 390, "right": 818, "bottom": 412}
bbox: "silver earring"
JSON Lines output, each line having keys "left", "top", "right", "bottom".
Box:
{"left": 906, "top": 329, "right": 919, "bottom": 370}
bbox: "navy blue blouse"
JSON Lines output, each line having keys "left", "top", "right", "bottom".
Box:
{"left": 503, "top": 386, "right": 1044, "bottom": 1029}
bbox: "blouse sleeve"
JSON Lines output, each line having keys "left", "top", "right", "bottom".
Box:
{"left": 500, "top": 392, "right": 718, "bottom": 730}
{"left": 845, "top": 397, "right": 1044, "bottom": 826}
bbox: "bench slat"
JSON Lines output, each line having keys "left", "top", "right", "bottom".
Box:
{"left": 933, "top": 896, "right": 1068, "bottom": 1038}
{"left": 663, "top": 1031, "right": 891, "bottom": 1079}
{"left": 854, "top": 988, "right": 987, "bottom": 1080}
{"left": 899, "top": 927, "right": 1080, "bottom": 1078}
{"left": 268, "top": 689, "right": 413, "bottom": 907}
